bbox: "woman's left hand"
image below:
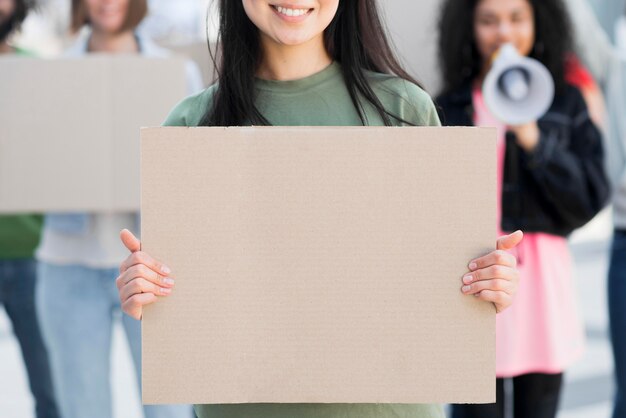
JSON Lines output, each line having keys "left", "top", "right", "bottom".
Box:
{"left": 461, "top": 230, "right": 524, "bottom": 313}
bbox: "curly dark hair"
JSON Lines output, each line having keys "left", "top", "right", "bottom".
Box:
{"left": 437, "top": 0, "right": 573, "bottom": 95}
{"left": 0, "top": 0, "right": 37, "bottom": 42}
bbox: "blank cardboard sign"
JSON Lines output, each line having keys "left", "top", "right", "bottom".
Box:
{"left": 141, "top": 126, "right": 497, "bottom": 405}
{"left": 0, "top": 55, "right": 186, "bottom": 213}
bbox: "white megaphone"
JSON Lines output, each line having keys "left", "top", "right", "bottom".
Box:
{"left": 483, "top": 43, "right": 554, "bottom": 125}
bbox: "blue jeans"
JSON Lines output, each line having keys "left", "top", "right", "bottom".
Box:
{"left": 36, "top": 262, "right": 192, "bottom": 418}
{"left": 610, "top": 229, "right": 626, "bottom": 418}
{"left": 0, "top": 259, "right": 60, "bottom": 418}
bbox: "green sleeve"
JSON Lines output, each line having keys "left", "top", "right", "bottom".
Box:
{"left": 396, "top": 80, "right": 442, "bottom": 127}
{"left": 372, "top": 76, "right": 442, "bottom": 127}
{"left": 15, "top": 47, "right": 36, "bottom": 56}
{"left": 421, "top": 94, "right": 442, "bottom": 127}
{"left": 162, "top": 84, "right": 217, "bottom": 127}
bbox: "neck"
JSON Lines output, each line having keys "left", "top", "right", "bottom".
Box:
{"left": 256, "top": 34, "right": 332, "bottom": 81}
{"left": 88, "top": 29, "right": 138, "bottom": 53}
{"left": 0, "top": 40, "right": 14, "bottom": 54}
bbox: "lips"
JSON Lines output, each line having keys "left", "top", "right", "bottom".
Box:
{"left": 98, "top": 4, "right": 123, "bottom": 17}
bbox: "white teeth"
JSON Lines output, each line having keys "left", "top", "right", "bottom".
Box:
{"left": 275, "top": 6, "right": 310, "bottom": 17}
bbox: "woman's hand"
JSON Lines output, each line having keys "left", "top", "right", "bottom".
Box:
{"left": 461, "top": 230, "right": 523, "bottom": 313}
{"left": 509, "top": 122, "right": 540, "bottom": 152}
{"left": 116, "top": 229, "right": 175, "bottom": 320}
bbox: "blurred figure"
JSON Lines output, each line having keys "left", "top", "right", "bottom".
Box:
{"left": 606, "top": 14, "right": 626, "bottom": 418}
{"left": 565, "top": 2, "right": 626, "bottom": 416}
{"left": 608, "top": 96, "right": 626, "bottom": 418}
{"left": 564, "top": 0, "right": 615, "bottom": 90}
{"left": 34, "top": 1, "right": 201, "bottom": 417}
{"left": 0, "top": 2, "right": 61, "bottom": 418}
{"left": 587, "top": 0, "right": 626, "bottom": 42}
{"left": 564, "top": 53, "right": 607, "bottom": 131}
{"left": 436, "top": 0, "right": 610, "bottom": 417}
{"left": 0, "top": 0, "right": 32, "bottom": 52}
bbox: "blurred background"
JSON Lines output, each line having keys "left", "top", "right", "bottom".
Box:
{"left": 0, "top": 0, "right": 623, "bottom": 417}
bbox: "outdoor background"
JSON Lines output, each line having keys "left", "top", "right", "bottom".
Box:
{"left": 0, "top": 0, "right": 620, "bottom": 417}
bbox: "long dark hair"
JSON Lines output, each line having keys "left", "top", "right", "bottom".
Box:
{"left": 437, "top": 0, "right": 573, "bottom": 95}
{"left": 202, "top": 0, "right": 421, "bottom": 126}
{"left": 0, "top": 0, "right": 37, "bottom": 42}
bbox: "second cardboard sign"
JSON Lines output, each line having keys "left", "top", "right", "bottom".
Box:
{"left": 0, "top": 56, "right": 186, "bottom": 213}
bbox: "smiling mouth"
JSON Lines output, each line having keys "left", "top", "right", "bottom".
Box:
{"left": 99, "top": 4, "right": 122, "bottom": 15}
{"left": 271, "top": 5, "right": 314, "bottom": 17}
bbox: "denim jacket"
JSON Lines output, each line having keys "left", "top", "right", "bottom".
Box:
{"left": 45, "top": 213, "right": 90, "bottom": 234}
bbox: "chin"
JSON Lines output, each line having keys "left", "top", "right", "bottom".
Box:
{"left": 275, "top": 34, "right": 315, "bottom": 46}
{"left": 97, "top": 19, "right": 124, "bottom": 32}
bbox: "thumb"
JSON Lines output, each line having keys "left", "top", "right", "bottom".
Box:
{"left": 497, "top": 230, "right": 524, "bottom": 251}
{"left": 120, "top": 229, "right": 141, "bottom": 253}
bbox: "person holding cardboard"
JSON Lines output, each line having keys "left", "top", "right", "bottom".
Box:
{"left": 115, "top": 1, "right": 524, "bottom": 417}
{"left": 435, "top": 0, "right": 610, "bottom": 417}
{"left": 0, "top": 1, "right": 61, "bottom": 418}
{"left": 34, "top": 1, "right": 202, "bottom": 418}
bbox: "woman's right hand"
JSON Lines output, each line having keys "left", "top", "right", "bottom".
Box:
{"left": 116, "top": 229, "right": 175, "bottom": 320}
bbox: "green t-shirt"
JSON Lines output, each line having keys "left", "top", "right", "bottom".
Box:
{"left": 164, "top": 62, "right": 440, "bottom": 128}
{"left": 0, "top": 215, "right": 43, "bottom": 259}
{"left": 164, "top": 62, "right": 445, "bottom": 418}
{"left": 0, "top": 46, "right": 42, "bottom": 259}
{"left": 14, "top": 46, "right": 35, "bottom": 56}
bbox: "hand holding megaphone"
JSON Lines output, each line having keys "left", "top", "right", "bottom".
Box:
{"left": 483, "top": 44, "right": 555, "bottom": 125}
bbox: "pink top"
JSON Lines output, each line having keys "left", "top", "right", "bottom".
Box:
{"left": 473, "top": 88, "right": 585, "bottom": 377}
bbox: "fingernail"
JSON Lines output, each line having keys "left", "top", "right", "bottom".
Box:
{"left": 469, "top": 262, "right": 478, "bottom": 271}
{"left": 463, "top": 275, "right": 473, "bottom": 284}
{"left": 462, "top": 285, "right": 471, "bottom": 293}
{"left": 161, "top": 265, "right": 171, "bottom": 275}
{"left": 160, "top": 288, "right": 172, "bottom": 295}
{"left": 163, "top": 278, "right": 175, "bottom": 286}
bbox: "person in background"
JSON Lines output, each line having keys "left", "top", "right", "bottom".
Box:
{"left": 34, "top": 1, "right": 202, "bottom": 417}
{"left": 560, "top": 4, "right": 626, "bottom": 415}
{"left": 436, "top": 0, "right": 610, "bottom": 417}
{"left": 0, "top": 1, "right": 60, "bottom": 418}
{"left": 0, "top": 0, "right": 30, "bottom": 52}
{"left": 607, "top": 94, "right": 626, "bottom": 418}
{"left": 586, "top": 0, "right": 625, "bottom": 42}
{"left": 567, "top": 3, "right": 626, "bottom": 415}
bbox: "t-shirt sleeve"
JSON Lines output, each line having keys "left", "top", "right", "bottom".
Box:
{"left": 162, "top": 85, "right": 216, "bottom": 127}
{"left": 375, "top": 77, "right": 442, "bottom": 127}
{"left": 162, "top": 98, "right": 191, "bottom": 126}
{"left": 400, "top": 81, "right": 442, "bottom": 127}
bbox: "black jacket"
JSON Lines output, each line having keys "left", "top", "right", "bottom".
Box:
{"left": 436, "top": 83, "right": 610, "bottom": 237}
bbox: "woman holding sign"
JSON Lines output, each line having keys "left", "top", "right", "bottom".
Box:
{"left": 117, "top": 0, "right": 523, "bottom": 417}
{"left": 35, "top": 1, "right": 202, "bottom": 418}
{"left": 436, "top": 0, "right": 610, "bottom": 417}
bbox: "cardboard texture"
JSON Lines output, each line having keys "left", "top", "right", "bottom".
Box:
{"left": 141, "top": 126, "right": 497, "bottom": 405}
{"left": 0, "top": 55, "right": 186, "bottom": 213}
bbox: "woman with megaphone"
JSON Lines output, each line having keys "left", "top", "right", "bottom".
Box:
{"left": 436, "top": 0, "right": 610, "bottom": 417}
